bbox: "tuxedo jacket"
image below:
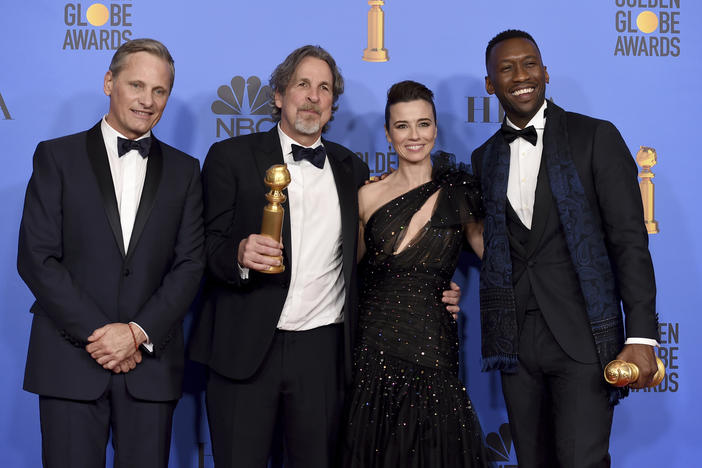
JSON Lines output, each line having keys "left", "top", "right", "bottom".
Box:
{"left": 471, "top": 103, "right": 658, "bottom": 363}
{"left": 189, "top": 127, "right": 369, "bottom": 382}
{"left": 18, "top": 122, "right": 205, "bottom": 402}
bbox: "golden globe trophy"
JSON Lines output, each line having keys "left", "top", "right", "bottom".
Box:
{"left": 604, "top": 357, "right": 665, "bottom": 388}
{"left": 636, "top": 146, "right": 659, "bottom": 234}
{"left": 363, "top": 0, "right": 389, "bottom": 62}
{"left": 260, "top": 164, "right": 291, "bottom": 274}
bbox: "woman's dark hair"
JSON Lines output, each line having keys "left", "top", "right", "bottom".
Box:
{"left": 384, "top": 80, "right": 436, "bottom": 129}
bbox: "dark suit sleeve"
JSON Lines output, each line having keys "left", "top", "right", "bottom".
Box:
{"left": 131, "top": 157, "right": 205, "bottom": 348}
{"left": 356, "top": 159, "right": 370, "bottom": 188}
{"left": 591, "top": 121, "right": 658, "bottom": 340}
{"left": 471, "top": 149, "right": 482, "bottom": 179}
{"left": 17, "top": 141, "right": 111, "bottom": 341}
{"left": 201, "top": 140, "right": 245, "bottom": 286}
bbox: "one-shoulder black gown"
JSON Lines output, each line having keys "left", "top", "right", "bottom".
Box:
{"left": 342, "top": 167, "right": 492, "bottom": 468}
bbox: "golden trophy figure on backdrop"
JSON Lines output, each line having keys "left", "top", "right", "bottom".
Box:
{"left": 636, "top": 146, "right": 659, "bottom": 234}
{"left": 260, "top": 164, "right": 291, "bottom": 274}
{"left": 604, "top": 357, "right": 665, "bottom": 387}
{"left": 363, "top": 1, "right": 389, "bottom": 62}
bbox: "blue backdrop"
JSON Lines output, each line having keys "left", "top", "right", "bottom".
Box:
{"left": 1, "top": 1, "right": 698, "bottom": 466}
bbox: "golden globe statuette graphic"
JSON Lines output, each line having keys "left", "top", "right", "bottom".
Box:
{"left": 604, "top": 357, "right": 665, "bottom": 388}
{"left": 636, "top": 146, "right": 659, "bottom": 234}
{"left": 260, "top": 164, "right": 291, "bottom": 274}
{"left": 363, "top": 0, "right": 389, "bottom": 62}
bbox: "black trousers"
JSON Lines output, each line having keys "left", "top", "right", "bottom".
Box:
{"left": 39, "top": 373, "right": 176, "bottom": 468}
{"left": 501, "top": 309, "right": 613, "bottom": 468}
{"left": 206, "top": 324, "right": 345, "bottom": 468}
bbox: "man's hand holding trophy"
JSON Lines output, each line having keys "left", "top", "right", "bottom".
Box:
{"left": 605, "top": 353, "right": 665, "bottom": 389}
{"left": 236, "top": 164, "right": 291, "bottom": 274}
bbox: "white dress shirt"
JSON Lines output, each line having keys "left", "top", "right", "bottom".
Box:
{"left": 505, "top": 102, "right": 546, "bottom": 229}
{"left": 275, "top": 125, "right": 345, "bottom": 330}
{"left": 101, "top": 118, "right": 149, "bottom": 253}
{"left": 239, "top": 124, "right": 345, "bottom": 330}
{"left": 100, "top": 117, "right": 152, "bottom": 350}
{"left": 504, "top": 104, "right": 656, "bottom": 347}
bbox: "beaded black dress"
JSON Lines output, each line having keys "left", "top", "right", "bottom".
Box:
{"left": 342, "top": 161, "right": 492, "bottom": 468}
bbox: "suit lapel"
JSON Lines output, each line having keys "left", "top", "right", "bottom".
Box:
{"left": 530, "top": 101, "right": 573, "bottom": 257}
{"left": 325, "top": 140, "right": 356, "bottom": 287}
{"left": 253, "top": 127, "right": 285, "bottom": 183}
{"left": 126, "top": 136, "right": 163, "bottom": 259}
{"left": 86, "top": 122, "right": 126, "bottom": 257}
{"left": 254, "top": 128, "right": 291, "bottom": 268}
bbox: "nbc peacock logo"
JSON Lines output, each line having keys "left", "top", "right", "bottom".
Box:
{"left": 486, "top": 423, "right": 518, "bottom": 467}
{"left": 212, "top": 76, "right": 275, "bottom": 138}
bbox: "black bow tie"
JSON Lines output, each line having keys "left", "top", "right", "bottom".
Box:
{"left": 117, "top": 136, "right": 151, "bottom": 158}
{"left": 291, "top": 144, "right": 326, "bottom": 169}
{"left": 500, "top": 123, "right": 538, "bottom": 146}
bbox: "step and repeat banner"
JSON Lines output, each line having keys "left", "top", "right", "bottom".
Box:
{"left": 0, "top": 1, "right": 698, "bottom": 466}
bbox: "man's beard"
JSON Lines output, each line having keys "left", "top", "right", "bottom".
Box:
{"left": 294, "top": 107, "right": 322, "bottom": 135}
{"left": 294, "top": 117, "right": 321, "bottom": 135}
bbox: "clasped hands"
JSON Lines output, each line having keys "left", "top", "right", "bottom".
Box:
{"left": 85, "top": 323, "right": 146, "bottom": 374}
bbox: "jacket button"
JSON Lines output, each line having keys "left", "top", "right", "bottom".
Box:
{"left": 527, "top": 261, "right": 536, "bottom": 268}
{"left": 124, "top": 268, "right": 131, "bottom": 277}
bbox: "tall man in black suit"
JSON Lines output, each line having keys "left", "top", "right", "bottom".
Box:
{"left": 471, "top": 30, "right": 659, "bottom": 467}
{"left": 17, "top": 39, "right": 204, "bottom": 468}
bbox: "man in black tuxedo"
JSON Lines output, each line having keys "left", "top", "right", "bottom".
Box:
{"left": 471, "top": 30, "right": 659, "bottom": 467}
{"left": 17, "top": 39, "right": 204, "bottom": 468}
{"left": 189, "top": 45, "right": 368, "bottom": 468}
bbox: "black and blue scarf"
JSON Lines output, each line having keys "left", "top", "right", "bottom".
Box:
{"left": 479, "top": 103, "right": 627, "bottom": 403}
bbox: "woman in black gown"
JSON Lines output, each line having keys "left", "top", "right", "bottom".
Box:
{"left": 342, "top": 81, "right": 492, "bottom": 467}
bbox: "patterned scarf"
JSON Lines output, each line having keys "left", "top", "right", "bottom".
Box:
{"left": 479, "top": 103, "right": 627, "bottom": 403}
